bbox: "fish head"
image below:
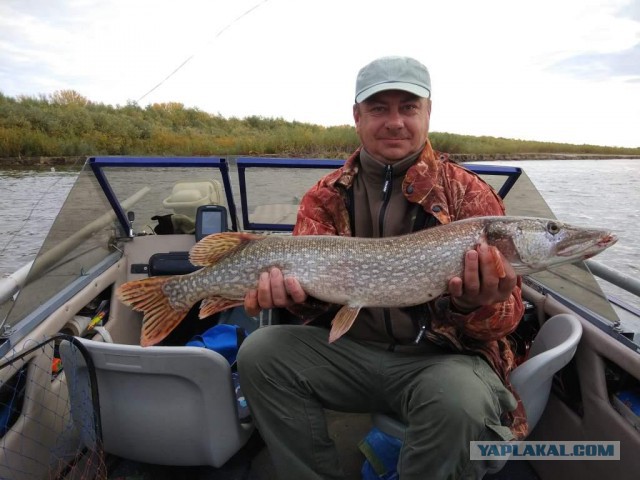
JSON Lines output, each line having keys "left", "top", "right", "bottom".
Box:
{"left": 485, "top": 217, "right": 618, "bottom": 274}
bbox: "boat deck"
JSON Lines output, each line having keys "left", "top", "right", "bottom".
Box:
{"left": 106, "top": 412, "right": 540, "bottom": 480}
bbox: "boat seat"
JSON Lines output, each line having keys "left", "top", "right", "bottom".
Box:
{"left": 59, "top": 337, "right": 254, "bottom": 467}
{"left": 371, "top": 313, "right": 583, "bottom": 477}
{"left": 162, "top": 180, "right": 224, "bottom": 218}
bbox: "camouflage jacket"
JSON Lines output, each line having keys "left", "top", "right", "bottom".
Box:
{"left": 292, "top": 139, "right": 528, "bottom": 439}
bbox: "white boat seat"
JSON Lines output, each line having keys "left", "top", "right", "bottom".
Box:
{"left": 508, "top": 313, "right": 583, "bottom": 429}
{"left": 59, "top": 337, "right": 254, "bottom": 467}
{"left": 162, "top": 180, "right": 223, "bottom": 218}
{"left": 371, "top": 313, "right": 583, "bottom": 477}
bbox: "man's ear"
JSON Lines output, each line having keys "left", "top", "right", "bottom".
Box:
{"left": 353, "top": 103, "right": 360, "bottom": 133}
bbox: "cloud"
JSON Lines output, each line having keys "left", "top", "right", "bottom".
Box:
{"left": 618, "top": 0, "right": 640, "bottom": 21}
{"left": 1, "top": 0, "right": 639, "bottom": 147}
{"left": 546, "top": 0, "right": 640, "bottom": 81}
{"left": 551, "top": 42, "right": 640, "bottom": 80}
{"left": 0, "top": 0, "right": 98, "bottom": 95}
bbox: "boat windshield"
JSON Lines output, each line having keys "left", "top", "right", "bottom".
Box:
{"left": 2, "top": 157, "right": 631, "bottom": 349}
{"left": 1, "top": 165, "right": 119, "bottom": 338}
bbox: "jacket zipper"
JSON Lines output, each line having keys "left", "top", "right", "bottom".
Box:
{"left": 379, "top": 164, "right": 396, "bottom": 341}
{"left": 379, "top": 164, "right": 393, "bottom": 235}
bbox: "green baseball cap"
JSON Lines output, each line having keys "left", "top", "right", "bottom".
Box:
{"left": 355, "top": 56, "right": 431, "bottom": 103}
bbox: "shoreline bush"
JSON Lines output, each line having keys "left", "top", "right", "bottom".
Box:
{"left": 1, "top": 91, "right": 638, "bottom": 158}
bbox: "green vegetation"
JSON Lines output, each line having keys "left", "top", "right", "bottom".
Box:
{"left": 1, "top": 90, "right": 639, "bottom": 158}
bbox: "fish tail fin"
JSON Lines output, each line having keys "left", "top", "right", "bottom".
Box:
{"left": 117, "top": 277, "right": 190, "bottom": 346}
{"left": 329, "top": 306, "right": 361, "bottom": 343}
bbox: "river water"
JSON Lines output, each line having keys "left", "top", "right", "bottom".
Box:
{"left": 1, "top": 159, "right": 638, "bottom": 307}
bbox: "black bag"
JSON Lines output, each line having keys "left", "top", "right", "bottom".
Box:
{"left": 148, "top": 251, "right": 201, "bottom": 276}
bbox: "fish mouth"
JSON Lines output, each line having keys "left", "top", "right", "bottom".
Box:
{"left": 581, "top": 233, "right": 618, "bottom": 260}
{"left": 558, "top": 232, "right": 618, "bottom": 258}
{"left": 597, "top": 234, "right": 618, "bottom": 248}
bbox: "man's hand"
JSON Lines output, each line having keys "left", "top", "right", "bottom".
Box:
{"left": 244, "top": 268, "right": 308, "bottom": 317}
{"left": 447, "top": 244, "right": 517, "bottom": 313}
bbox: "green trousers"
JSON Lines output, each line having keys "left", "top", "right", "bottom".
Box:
{"left": 237, "top": 325, "right": 516, "bottom": 480}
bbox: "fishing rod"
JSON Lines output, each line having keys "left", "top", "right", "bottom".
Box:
{"left": 137, "top": 0, "right": 270, "bottom": 103}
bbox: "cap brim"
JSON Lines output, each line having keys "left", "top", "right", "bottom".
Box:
{"left": 355, "top": 82, "right": 431, "bottom": 103}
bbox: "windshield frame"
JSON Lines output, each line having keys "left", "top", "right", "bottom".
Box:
{"left": 235, "top": 157, "right": 522, "bottom": 231}
{"left": 89, "top": 157, "right": 239, "bottom": 234}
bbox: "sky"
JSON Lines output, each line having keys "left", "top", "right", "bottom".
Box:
{"left": 1, "top": 0, "right": 639, "bottom": 148}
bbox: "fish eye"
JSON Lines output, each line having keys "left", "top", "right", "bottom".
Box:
{"left": 546, "top": 221, "right": 560, "bottom": 235}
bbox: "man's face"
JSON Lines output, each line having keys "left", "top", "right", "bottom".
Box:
{"left": 353, "top": 90, "right": 431, "bottom": 164}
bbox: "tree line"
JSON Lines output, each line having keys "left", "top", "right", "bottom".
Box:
{"left": 1, "top": 90, "right": 638, "bottom": 159}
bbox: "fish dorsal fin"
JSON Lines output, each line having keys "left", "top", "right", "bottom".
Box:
{"left": 199, "top": 297, "right": 244, "bottom": 319}
{"left": 189, "top": 232, "right": 266, "bottom": 267}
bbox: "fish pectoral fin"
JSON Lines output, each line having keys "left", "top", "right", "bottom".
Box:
{"left": 490, "top": 246, "right": 507, "bottom": 278}
{"left": 189, "top": 232, "right": 267, "bottom": 267}
{"left": 199, "top": 297, "right": 244, "bottom": 319}
{"left": 329, "top": 306, "right": 361, "bottom": 343}
{"left": 117, "top": 276, "right": 190, "bottom": 347}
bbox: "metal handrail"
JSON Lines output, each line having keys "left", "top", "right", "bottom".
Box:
{"left": 585, "top": 260, "right": 640, "bottom": 297}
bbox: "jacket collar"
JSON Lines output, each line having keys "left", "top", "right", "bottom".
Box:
{"left": 335, "top": 139, "right": 452, "bottom": 224}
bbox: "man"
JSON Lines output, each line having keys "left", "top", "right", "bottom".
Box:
{"left": 238, "top": 56, "right": 526, "bottom": 480}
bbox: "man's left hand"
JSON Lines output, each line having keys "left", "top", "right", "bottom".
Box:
{"left": 447, "top": 243, "right": 517, "bottom": 313}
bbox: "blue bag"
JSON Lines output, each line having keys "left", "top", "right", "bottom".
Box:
{"left": 186, "top": 324, "right": 247, "bottom": 365}
{"left": 359, "top": 427, "right": 402, "bottom": 480}
{"left": 187, "top": 323, "right": 251, "bottom": 421}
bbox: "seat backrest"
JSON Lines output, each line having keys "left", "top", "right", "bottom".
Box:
{"left": 509, "top": 313, "right": 583, "bottom": 430}
{"left": 162, "top": 180, "right": 223, "bottom": 218}
{"left": 59, "top": 337, "right": 254, "bottom": 467}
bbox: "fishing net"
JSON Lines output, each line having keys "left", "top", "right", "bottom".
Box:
{"left": 0, "top": 334, "right": 106, "bottom": 480}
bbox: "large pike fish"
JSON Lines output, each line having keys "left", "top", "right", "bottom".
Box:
{"left": 117, "top": 216, "right": 617, "bottom": 346}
